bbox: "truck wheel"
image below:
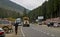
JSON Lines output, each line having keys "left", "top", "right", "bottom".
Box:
{"left": 2, "top": 26, "right": 9, "bottom": 33}
{"left": 27, "top": 24, "right": 30, "bottom": 27}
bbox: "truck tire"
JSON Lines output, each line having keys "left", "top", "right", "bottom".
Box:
{"left": 2, "top": 26, "right": 9, "bottom": 33}
{"left": 27, "top": 24, "right": 30, "bottom": 27}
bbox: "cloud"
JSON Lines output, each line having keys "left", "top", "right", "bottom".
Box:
{"left": 10, "top": 0, "right": 46, "bottom": 10}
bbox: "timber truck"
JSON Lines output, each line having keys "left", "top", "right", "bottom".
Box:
{"left": 23, "top": 17, "right": 30, "bottom": 27}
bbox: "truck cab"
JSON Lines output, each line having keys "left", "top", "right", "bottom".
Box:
{"left": 15, "top": 18, "right": 22, "bottom": 26}
{"left": 0, "top": 20, "right": 13, "bottom": 33}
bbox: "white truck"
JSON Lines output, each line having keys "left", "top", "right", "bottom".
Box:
{"left": 15, "top": 18, "right": 22, "bottom": 26}
{"left": 38, "top": 16, "right": 44, "bottom": 25}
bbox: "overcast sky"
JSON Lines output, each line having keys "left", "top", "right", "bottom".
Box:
{"left": 10, "top": 0, "right": 47, "bottom": 10}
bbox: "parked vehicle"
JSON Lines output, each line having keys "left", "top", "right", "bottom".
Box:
{"left": 47, "top": 22, "right": 54, "bottom": 27}
{"left": 47, "top": 22, "right": 60, "bottom": 27}
{"left": 58, "top": 23, "right": 60, "bottom": 27}
{"left": 53, "top": 22, "right": 60, "bottom": 27}
{"left": 0, "top": 28, "right": 5, "bottom": 37}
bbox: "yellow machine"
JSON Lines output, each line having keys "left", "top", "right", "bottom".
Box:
{"left": 23, "top": 17, "right": 30, "bottom": 27}
{"left": 0, "top": 20, "right": 13, "bottom": 33}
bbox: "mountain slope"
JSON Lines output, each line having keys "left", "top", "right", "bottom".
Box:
{"left": 0, "top": 0, "right": 29, "bottom": 13}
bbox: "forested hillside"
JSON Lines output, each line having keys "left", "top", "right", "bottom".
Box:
{"left": 0, "top": 8, "right": 22, "bottom": 18}
{"left": 28, "top": 0, "right": 60, "bottom": 21}
{"left": 0, "top": 0, "right": 30, "bottom": 18}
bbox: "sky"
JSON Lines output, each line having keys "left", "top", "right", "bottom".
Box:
{"left": 10, "top": 0, "right": 48, "bottom": 10}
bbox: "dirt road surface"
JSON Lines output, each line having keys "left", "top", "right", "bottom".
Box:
{"left": 5, "top": 26, "right": 23, "bottom": 37}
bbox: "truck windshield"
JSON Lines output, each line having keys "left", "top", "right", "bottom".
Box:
{"left": 0, "top": 20, "right": 9, "bottom": 24}
{"left": 2, "top": 21, "right": 9, "bottom": 24}
{"left": 0, "top": 21, "right": 2, "bottom": 24}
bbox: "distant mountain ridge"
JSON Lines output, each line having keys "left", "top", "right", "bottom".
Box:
{"left": 0, "top": 0, "right": 29, "bottom": 13}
